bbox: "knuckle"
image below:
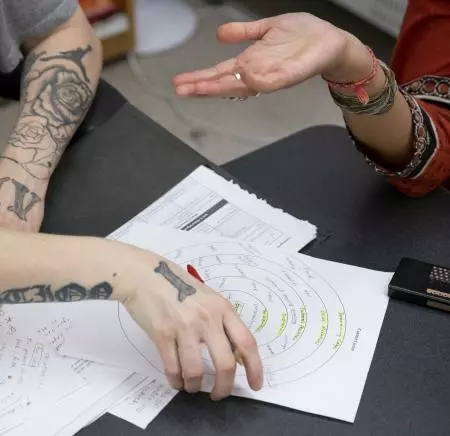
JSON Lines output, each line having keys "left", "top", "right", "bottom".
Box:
{"left": 216, "top": 359, "right": 236, "bottom": 375}
{"left": 178, "top": 313, "right": 202, "bottom": 331}
{"left": 165, "top": 365, "right": 181, "bottom": 379}
{"left": 184, "top": 366, "right": 203, "bottom": 380}
{"left": 194, "top": 305, "right": 214, "bottom": 325}
{"left": 154, "top": 326, "right": 174, "bottom": 343}
{"left": 237, "top": 333, "right": 258, "bottom": 351}
{"left": 221, "top": 297, "right": 235, "bottom": 312}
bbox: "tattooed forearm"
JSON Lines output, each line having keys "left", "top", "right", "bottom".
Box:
{"left": 154, "top": 261, "right": 197, "bottom": 302}
{"left": 0, "top": 281, "right": 112, "bottom": 304}
{"left": 1, "top": 45, "right": 94, "bottom": 181}
{"left": 40, "top": 46, "right": 92, "bottom": 83}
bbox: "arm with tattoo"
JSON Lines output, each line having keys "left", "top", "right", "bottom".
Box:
{"left": 4, "top": 45, "right": 95, "bottom": 180}
{"left": 0, "top": 228, "right": 198, "bottom": 307}
{"left": 0, "top": 227, "right": 263, "bottom": 399}
{"left": 0, "top": 7, "right": 102, "bottom": 230}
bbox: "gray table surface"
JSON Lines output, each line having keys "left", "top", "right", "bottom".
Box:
{"left": 43, "top": 105, "right": 450, "bottom": 436}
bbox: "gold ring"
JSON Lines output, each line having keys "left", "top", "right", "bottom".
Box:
{"left": 234, "top": 72, "right": 242, "bottom": 81}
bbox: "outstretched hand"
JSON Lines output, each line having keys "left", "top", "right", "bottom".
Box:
{"left": 172, "top": 13, "right": 351, "bottom": 99}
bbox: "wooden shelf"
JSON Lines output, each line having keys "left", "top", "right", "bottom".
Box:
{"left": 87, "top": 0, "right": 135, "bottom": 62}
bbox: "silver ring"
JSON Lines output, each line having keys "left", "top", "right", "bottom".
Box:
{"left": 229, "top": 71, "right": 260, "bottom": 101}
{"left": 228, "top": 96, "right": 248, "bottom": 101}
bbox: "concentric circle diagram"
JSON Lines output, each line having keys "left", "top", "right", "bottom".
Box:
{"left": 119, "top": 241, "right": 347, "bottom": 387}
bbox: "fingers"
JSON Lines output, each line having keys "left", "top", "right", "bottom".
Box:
{"left": 177, "top": 333, "right": 204, "bottom": 394}
{"left": 173, "top": 58, "right": 237, "bottom": 89}
{"left": 203, "top": 326, "right": 237, "bottom": 401}
{"left": 172, "top": 19, "right": 272, "bottom": 90}
{"left": 157, "top": 337, "right": 184, "bottom": 390}
{"left": 175, "top": 74, "right": 253, "bottom": 98}
{"left": 224, "top": 311, "right": 263, "bottom": 391}
{"left": 217, "top": 19, "right": 271, "bottom": 43}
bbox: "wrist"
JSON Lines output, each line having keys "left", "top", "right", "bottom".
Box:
{"left": 107, "top": 241, "right": 162, "bottom": 304}
{"left": 323, "top": 33, "right": 376, "bottom": 85}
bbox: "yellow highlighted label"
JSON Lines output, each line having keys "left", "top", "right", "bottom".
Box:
{"left": 277, "top": 312, "right": 288, "bottom": 337}
{"left": 293, "top": 306, "right": 307, "bottom": 342}
{"left": 333, "top": 311, "right": 346, "bottom": 350}
{"left": 315, "top": 310, "right": 328, "bottom": 345}
{"left": 255, "top": 309, "right": 268, "bottom": 332}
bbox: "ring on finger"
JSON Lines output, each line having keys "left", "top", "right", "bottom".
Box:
{"left": 230, "top": 72, "right": 260, "bottom": 101}
{"left": 228, "top": 96, "right": 248, "bottom": 102}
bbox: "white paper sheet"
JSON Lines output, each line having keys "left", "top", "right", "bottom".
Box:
{"left": 52, "top": 370, "right": 139, "bottom": 436}
{"left": 0, "top": 301, "right": 176, "bottom": 433}
{"left": 0, "top": 309, "right": 87, "bottom": 436}
{"left": 57, "top": 224, "right": 390, "bottom": 423}
{"left": 7, "top": 361, "right": 132, "bottom": 436}
{"left": 110, "top": 377, "right": 176, "bottom": 430}
{"left": 0, "top": 307, "right": 133, "bottom": 436}
{"left": 109, "top": 165, "right": 317, "bottom": 252}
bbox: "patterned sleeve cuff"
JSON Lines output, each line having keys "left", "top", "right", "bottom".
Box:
{"left": 347, "top": 86, "right": 439, "bottom": 180}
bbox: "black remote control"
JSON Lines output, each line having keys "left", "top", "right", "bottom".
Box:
{"left": 389, "top": 257, "right": 450, "bottom": 312}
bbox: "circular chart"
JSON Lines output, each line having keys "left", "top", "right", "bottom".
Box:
{"left": 118, "top": 241, "right": 347, "bottom": 387}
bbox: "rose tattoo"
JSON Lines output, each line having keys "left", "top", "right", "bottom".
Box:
{"left": 1, "top": 45, "right": 94, "bottom": 180}
{"left": 27, "top": 67, "right": 92, "bottom": 145}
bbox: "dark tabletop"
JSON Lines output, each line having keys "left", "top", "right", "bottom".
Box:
{"left": 43, "top": 105, "right": 450, "bottom": 436}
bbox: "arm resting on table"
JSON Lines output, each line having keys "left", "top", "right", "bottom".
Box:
{"left": 0, "top": 229, "right": 128, "bottom": 304}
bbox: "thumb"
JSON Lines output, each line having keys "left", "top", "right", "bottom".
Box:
{"left": 217, "top": 18, "right": 271, "bottom": 43}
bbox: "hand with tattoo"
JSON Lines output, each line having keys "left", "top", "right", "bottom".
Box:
{"left": 122, "top": 255, "right": 264, "bottom": 400}
{"left": 0, "top": 229, "right": 263, "bottom": 400}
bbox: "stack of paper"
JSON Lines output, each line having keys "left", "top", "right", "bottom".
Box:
{"left": 1, "top": 166, "right": 319, "bottom": 434}
{"left": 0, "top": 165, "right": 393, "bottom": 433}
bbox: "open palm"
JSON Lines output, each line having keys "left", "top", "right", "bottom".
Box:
{"left": 172, "top": 13, "right": 349, "bottom": 98}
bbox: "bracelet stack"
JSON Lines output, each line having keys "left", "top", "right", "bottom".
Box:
{"left": 325, "top": 47, "right": 398, "bottom": 116}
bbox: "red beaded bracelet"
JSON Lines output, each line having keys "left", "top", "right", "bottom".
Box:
{"left": 324, "top": 46, "right": 379, "bottom": 105}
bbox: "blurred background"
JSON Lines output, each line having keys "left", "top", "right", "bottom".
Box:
{"left": 0, "top": 0, "right": 406, "bottom": 164}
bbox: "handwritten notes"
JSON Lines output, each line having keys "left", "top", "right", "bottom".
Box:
{"left": 111, "top": 377, "right": 176, "bottom": 429}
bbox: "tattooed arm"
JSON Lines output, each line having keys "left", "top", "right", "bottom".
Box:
{"left": 0, "top": 6, "right": 102, "bottom": 231}
{"left": 0, "top": 228, "right": 263, "bottom": 400}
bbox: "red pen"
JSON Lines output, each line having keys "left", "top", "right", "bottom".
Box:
{"left": 186, "top": 263, "right": 243, "bottom": 366}
{"left": 187, "top": 264, "right": 204, "bottom": 283}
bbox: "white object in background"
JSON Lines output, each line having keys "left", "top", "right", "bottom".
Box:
{"left": 110, "top": 165, "right": 317, "bottom": 253}
{"left": 93, "top": 12, "right": 130, "bottom": 40}
{"left": 134, "top": 0, "right": 198, "bottom": 54}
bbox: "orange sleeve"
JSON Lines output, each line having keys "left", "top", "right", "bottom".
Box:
{"left": 355, "top": 0, "right": 450, "bottom": 197}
